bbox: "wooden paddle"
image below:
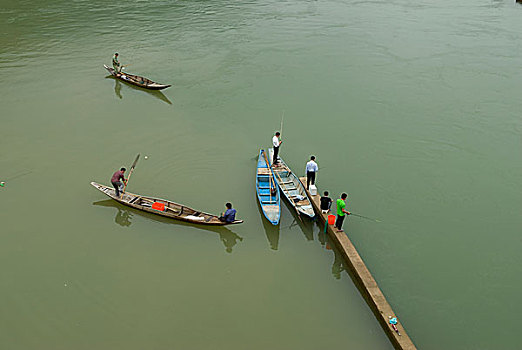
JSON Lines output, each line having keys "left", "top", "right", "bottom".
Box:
{"left": 262, "top": 150, "right": 276, "bottom": 202}
{"left": 122, "top": 153, "right": 140, "bottom": 194}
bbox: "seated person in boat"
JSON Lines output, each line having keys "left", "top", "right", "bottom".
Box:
{"left": 320, "top": 191, "right": 332, "bottom": 214}
{"left": 219, "top": 202, "right": 237, "bottom": 223}
{"left": 111, "top": 167, "right": 127, "bottom": 197}
{"left": 112, "top": 52, "right": 122, "bottom": 76}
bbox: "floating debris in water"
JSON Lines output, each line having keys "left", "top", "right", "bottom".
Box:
{"left": 0, "top": 182, "right": 5, "bottom": 187}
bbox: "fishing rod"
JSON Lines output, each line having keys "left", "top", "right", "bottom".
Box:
{"left": 1, "top": 170, "right": 33, "bottom": 187}
{"left": 280, "top": 110, "right": 284, "bottom": 137}
{"left": 350, "top": 213, "right": 381, "bottom": 223}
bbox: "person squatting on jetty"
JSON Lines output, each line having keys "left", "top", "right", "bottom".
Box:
{"left": 305, "top": 155, "right": 318, "bottom": 190}
{"left": 111, "top": 167, "right": 127, "bottom": 197}
{"left": 335, "top": 193, "right": 351, "bottom": 232}
{"left": 272, "top": 132, "right": 282, "bottom": 165}
{"left": 320, "top": 191, "right": 333, "bottom": 214}
{"left": 219, "top": 203, "right": 237, "bottom": 223}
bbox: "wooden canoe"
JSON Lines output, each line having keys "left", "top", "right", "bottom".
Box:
{"left": 256, "top": 149, "right": 281, "bottom": 225}
{"left": 104, "top": 65, "right": 171, "bottom": 90}
{"left": 267, "top": 148, "right": 315, "bottom": 218}
{"left": 91, "top": 182, "right": 243, "bottom": 226}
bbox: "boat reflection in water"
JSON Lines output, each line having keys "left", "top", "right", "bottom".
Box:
{"left": 92, "top": 199, "right": 243, "bottom": 253}
{"left": 107, "top": 76, "right": 173, "bottom": 105}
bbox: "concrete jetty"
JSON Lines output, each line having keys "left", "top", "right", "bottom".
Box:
{"left": 299, "top": 178, "right": 417, "bottom": 350}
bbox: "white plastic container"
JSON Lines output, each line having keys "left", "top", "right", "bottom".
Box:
{"left": 309, "top": 184, "right": 317, "bottom": 196}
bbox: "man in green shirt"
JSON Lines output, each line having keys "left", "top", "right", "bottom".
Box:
{"left": 112, "top": 52, "right": 121, "bottom": 76}
{"left": 335, "top": 193, "right": 351, "bottom": 232}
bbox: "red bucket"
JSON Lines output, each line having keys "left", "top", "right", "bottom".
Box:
{"left": 152, "top": 202, "right": 165, "bottom": 211}
{"left": 328, "top": 215, "right": 336, "bottom": 225}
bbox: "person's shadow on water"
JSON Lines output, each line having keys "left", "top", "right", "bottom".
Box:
{"left": 115, "top": 207, "right": 132, "bottom": 227}
{"left": 317, "top": 223, "right": 345, "bottom": 280}
{"left": 114, "top": 79, "right": 122, "bottom": 99}
{"left": 219, "top": 231, "right": 244, "bottom": 253}
{"left": 92, "top": 199, "right": 243, "bottom": 252}
{"left": 330, "top": 246, "right": 345, "bottom": 280}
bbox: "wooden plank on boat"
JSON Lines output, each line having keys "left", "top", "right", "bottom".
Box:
{"left": 267, "top": 148, "right": 315, "bottom": 218}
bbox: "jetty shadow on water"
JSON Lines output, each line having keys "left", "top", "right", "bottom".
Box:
{"left": 92, "top": 199, "right": 243, "bottom": 253}
{"left": 106, "top": 76, "right": 172, "bottom": 105}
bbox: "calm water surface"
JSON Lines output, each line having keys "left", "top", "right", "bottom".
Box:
{"left": 1, "top": 0, "right": 521, "bottom": 349}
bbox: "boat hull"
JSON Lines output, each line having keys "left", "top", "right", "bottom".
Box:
{"left": 91, "top": 182, "right": 242, "bottom": 226}
{"left": 104, "top": 65, "right": 171, "bottom": 90}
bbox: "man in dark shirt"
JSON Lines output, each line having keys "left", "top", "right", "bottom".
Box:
{"left": 320, "top": 191, "right": 333, "bottom": 214}
{"left": 111, "top": 167, "right": 127, "bottom": 197}
{"left": 219, "top": 202, "right": 237, "bottom": 223}
{"left": 112, "top": 53, "right": 121, "bottom": 76}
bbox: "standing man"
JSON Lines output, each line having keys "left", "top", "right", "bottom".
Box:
{"left": 272, "top": 131, "right": 282, "bottom": 165}
{"left": 335, "top": 193, "right": 351, "bottom": 232}
{"left": 111, "top": 167, "right": 127, "bottom": 197}
{"left": 219, "top": 203, "right": 237, "bottom": 223}
{"left": 305, "top": 155, "right": 319, "bottom": 190}
{"left": 112, "top": 52, "right": 121, "bottom": 76}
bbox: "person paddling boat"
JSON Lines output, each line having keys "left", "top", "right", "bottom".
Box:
{"left": 111, "top": 167, "right": 127, "bottom": 197}
{"left": 112, "top": 52, "right": 127, "bottom": 77}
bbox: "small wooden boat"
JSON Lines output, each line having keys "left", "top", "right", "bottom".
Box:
{"left": 91, "top": 182, "right": 243, "bottom": 225}
{"left": 104, "top": 65, "right": 171, "bottom": 90}
{"left": 256, "top": 149, "right": 281, "bottom": 225}
{"left": 267, "top": 148, "right": 315, "bottom": 218}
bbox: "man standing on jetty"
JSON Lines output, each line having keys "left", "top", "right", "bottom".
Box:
{"left": 111, "top": 167, "right": 127, "bottom": 197}
{"left": 305, "top": 155, "right": 318, "bottom": 190}
{"left": 272, "top": 131, "right": 282, "bottom": 165}
{"left": 335, "top": 193, "right": 351, "bottom": 232}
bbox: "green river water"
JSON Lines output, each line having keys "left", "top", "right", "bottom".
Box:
{"left": 1, "top": 0, "right": 521, "bottom": 349}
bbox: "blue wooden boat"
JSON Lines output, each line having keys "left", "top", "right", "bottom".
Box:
{"left": 268, "top": 148, "right": 315, "bottom": 218}
{"left": 256, "top": 149, "right": 281, "bottom": 225}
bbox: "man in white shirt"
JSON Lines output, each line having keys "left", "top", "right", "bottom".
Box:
{"left": 272, "top": 132, "right": 282, "bottom": 165}
{"left": 305, "top": 155, "right": 319, "bottom": 190}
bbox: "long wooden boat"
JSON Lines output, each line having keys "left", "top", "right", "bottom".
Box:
{"left": 104, "top": 65, "right": 171, "bottom": 90}
{"left": 256, "top": 149, "right": 281, "bottom": 225}
{"left": 91, "top": 182, "right": 243, "bottom": 225}
{"left": 267, "top": 148, "right": 315, "bottom": 218}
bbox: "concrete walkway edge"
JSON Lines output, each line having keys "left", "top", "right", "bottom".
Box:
{"left": 299, "top": 178, "right": 417, "bottom": 350}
